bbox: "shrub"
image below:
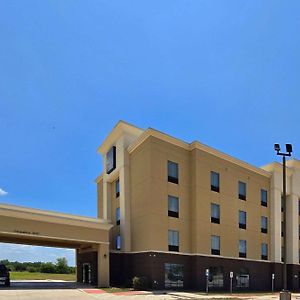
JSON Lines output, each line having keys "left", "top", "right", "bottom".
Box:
{"left": 40, "top": 263, "right": 56, "bottom": 273}
{"left": 132, "top": 276, "right": 149, "bottom": 290}
{"left": 27, "top": 266, "right": 37, "bottom": 273}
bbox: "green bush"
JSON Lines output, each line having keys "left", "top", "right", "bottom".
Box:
{"left": 27, "top": 267, "right": 37, "bottom": 273}
{"left": 40, "top": 263, "right": 56, "bottom": 273}
{"left": 132, "top": 276, "right": 149, "bottom": 290}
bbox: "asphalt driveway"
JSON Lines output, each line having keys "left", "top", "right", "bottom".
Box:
{"left": 1, "top": 281, "right": 299, "bottom": 300}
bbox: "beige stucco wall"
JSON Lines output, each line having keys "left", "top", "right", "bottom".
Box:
{"left": 97, "top": 177, "right": 103, "bottom": 219}
{"left": 127, "top": 136, "right": 270, "bottom": 260}
{"left": 99, "top": 132, "right": 271, "bottom": 261}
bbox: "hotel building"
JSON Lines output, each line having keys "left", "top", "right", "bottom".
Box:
{"left": 96, "top": 121, "right": 300, "bottom": 291}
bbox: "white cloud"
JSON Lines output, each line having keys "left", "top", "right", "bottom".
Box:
{"left": 0, "top": 188, "right": 8, "bottom": 196}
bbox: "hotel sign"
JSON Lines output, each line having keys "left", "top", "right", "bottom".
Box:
{"left": 14, "top": 230, "right": 40, "bottom": 236}
{"left": 106, "top": 146, "right": 116, "bottom": 174}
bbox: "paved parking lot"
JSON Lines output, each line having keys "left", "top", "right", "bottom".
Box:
{"left": 1, "top": 281, "right": 300, "bottom": 300}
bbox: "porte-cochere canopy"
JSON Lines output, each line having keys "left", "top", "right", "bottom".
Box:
{"left": 0, "top": 203, "right": 113, "bottom": 287}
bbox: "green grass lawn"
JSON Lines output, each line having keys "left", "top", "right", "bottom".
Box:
{"left": 10, "top": 271, "right": 76, "bottom": 281}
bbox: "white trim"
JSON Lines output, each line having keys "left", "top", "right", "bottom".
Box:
{"left": 110, "top": 249, "right": 275, "bottom": 264}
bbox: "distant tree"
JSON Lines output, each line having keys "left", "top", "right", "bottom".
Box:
{"left": 15, "top": 262, "right": 26, "bottom": 272}
{"left": 40, "top": 262, "right": 56, "bottom": 273}
{"left": 0, "top": 259, "right": 76, "bottom": 274}
{"left": 55, "top": 257, "right": 69, "bottom": 274}
{"left": 27, "top": 266, "right": 37, "bottom": 273}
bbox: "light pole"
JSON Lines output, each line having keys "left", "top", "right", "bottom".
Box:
{"left": 274, "top": 143, "right": 292, "bottom": 300}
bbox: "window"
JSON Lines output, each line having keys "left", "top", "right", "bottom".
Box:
{"left": 168, "top": 161, "right": 179, "bottom": 184}
{"left": 164, "top": 263, "right": 184, "bottom": 288}
{"left": 238, "top": 181, "right": 246, "bottom": 200}
{"left": 261, "top": 189, "right": 267, "bottom": 207}
{"left": 261, "top": 243, "right": 268, "bottom": 260}
{"left": 116, "top": 235, "right": 121, "bottom": 250}
{"left": 281, "top": 195, "right": 284, "bottom": 212}
{"left": 211, "top": 203, "right": 220, "bottom": 224}
{"left": 208, "top": 266, "right": 224, "bottom": 288}
{"left": 299, "top": 200, "right": 300, "bottom": 215}
{"left": 239, "top": 211, "right": 246, "bottom": 229}
{"left": 261, "top": 216, "right": 268, "bottom": 234}
{"left": 211, "top": 235, "right": 220, "bottom": 255}
{"left": 211, "top": 171, "right": 220, "bottom": 192}
{"left": 298, "top": 225, "right": 300, "bottom": 239}
{"left": 116, "top": 179, "right": 120, "bottom": 197}
{"left": 281, "top": 221, "right": 284, "bottom": 237}
{"left": 281, "top": 246, "right": 284, "bottom": 262}
{"left": 116, "top": 207, "right": 120, "bottom": 225}
{"left": 239, "top": 240, "right": 247, "bottom": 258}
{"left": 168, "top": 196, "right": 179, "bottom": 218}
{"left": 168, "top": 230, "right": 179, "bottom": 252}
{"left": 236, "top": 268, "right": 250, "bottom": 288}
{"left": 106, "top": 146, "right": 116, "bottom": 174}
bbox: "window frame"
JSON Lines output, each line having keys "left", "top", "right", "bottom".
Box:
{"left": 164, "top": 263, "right": 184, "bottom": 289}
{"left": 238, "top": 181, "right": 247, "bottom": 200}
{"left": 211, "top": 171, "right": 220, "bottom": 193}
{"left": 116, "top": 207, "right": 120, "bottom": 225}
{"left": 116, "top": 179, "right": 120, "bottom": 198}
{"left": 168, "top": 195, "right": 179, "bottom": 218}
{"left": 168, "top": 230, "right": 179, "bottom": 252}
{"left": 211, "top": 203, "right": 220, "bottom": 224}
{"left": 239, "top": 210, "right": 246, "bottom": 230}
{"left": 239, "top": 240, "right": 247, "bottom": 258}
{"left": 168, "top": 161, "right": 179, "bottom": 184}
{"left": 116, "top": 235, "right": 121, "bottom": 250}
{"left": 211, "top": 235, "right": 220, "bottom": 255}
{"left": 261, "top": 216, "right": 268, "bottom": 234}
{"left": 261, "top": 189, "right": 268, "bottom": 207}
{"left": 261, "top": 243, "right": 268, "bottom": 260}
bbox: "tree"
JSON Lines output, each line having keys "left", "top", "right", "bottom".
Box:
{"left": 40, "top": 262, "right": 56, "bottom": 273}
{"left": 55, "top": 257, "right": 69, "bottom": 274}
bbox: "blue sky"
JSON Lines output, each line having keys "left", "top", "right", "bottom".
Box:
{"left": 0, "top": 1, "right": 300, "bottom": 263}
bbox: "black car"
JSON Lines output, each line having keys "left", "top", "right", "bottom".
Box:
{"left": 0, "top": 264, "right": 10, "bottom": 286}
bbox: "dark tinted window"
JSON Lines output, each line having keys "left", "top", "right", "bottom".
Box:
{"left": 211, "top": 172, "right": 220, "bottom": 192}
{"left": 168, "top": 161, "right": 179, "bottom": 184}
{"left": 238, "top": 181, "right": 246, "bottom": 200}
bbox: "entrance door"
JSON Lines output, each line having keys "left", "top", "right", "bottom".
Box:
{"left": 82, "top": 263, "right": 91, "bottom": 284}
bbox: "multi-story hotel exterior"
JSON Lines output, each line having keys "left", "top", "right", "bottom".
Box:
{"left": 96, "top": 121, "right": 300, "bottom": 291}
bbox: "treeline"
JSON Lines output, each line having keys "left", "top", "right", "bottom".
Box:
{"left": 0, "top": 257, "right": 76, "bottom": 274}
